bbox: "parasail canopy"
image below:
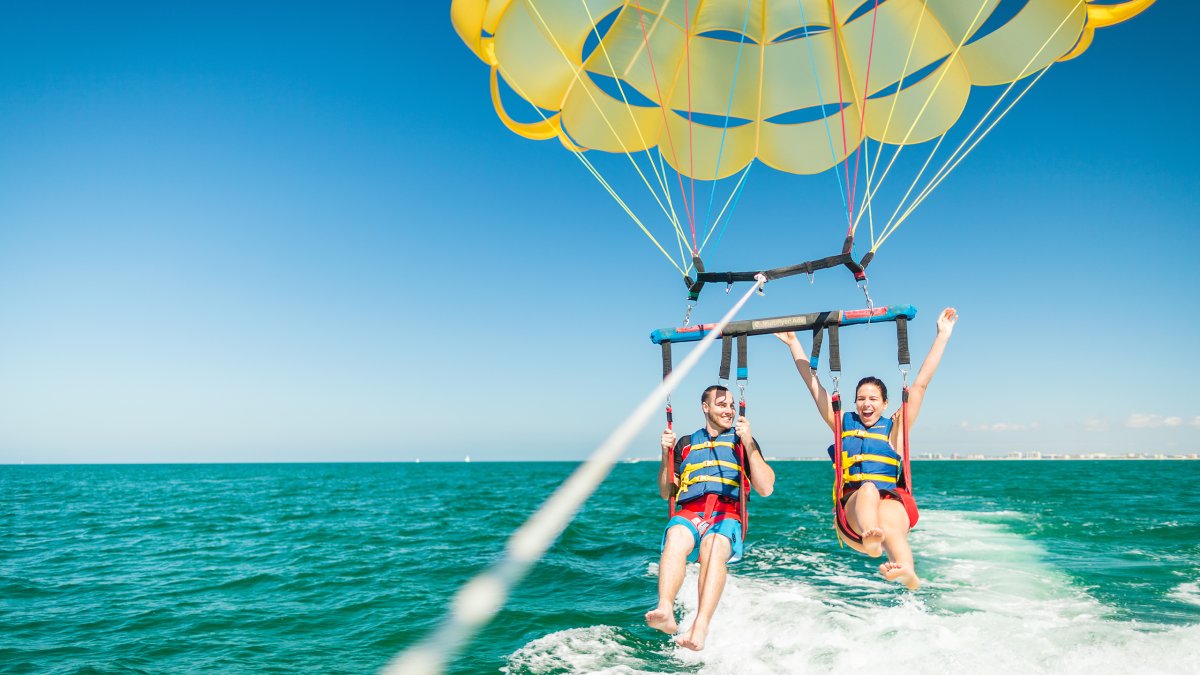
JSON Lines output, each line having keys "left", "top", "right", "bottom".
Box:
{"left": 452, "top": 0, "right": 1154, "bottom": 288}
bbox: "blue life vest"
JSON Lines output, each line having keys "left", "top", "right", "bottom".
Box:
{"left": 827, "top": 412, "right": 902, "bottom": 491}
{"left": 675, "top": 428, "right": 744, "bottom": 505}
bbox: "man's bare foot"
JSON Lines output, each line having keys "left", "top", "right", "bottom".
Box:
{"left": 674, "top": 622, "right": 709, "bottom": 651}
{"left": 862, "top": 527, "right": 884, "bottom": 557}
{"left": 645, "top": 607, "right": 678, "bottom": 634}
{"left": 879, "top": 561, "right": 920, "bottom": 590}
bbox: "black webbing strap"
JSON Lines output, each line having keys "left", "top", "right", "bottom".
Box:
{"left": 661, "top": 341, "right": 674, "bottom": 429}
{"left": 827, "top": 323, "right": 841, "bottom": 374}
{"left": 736, "top": 334, "right": 747, "bottom": 381}
{"left": 810, "top": 325, "right": 825, "bottom": 369}
{"left": 896, "top": 316, "right": 910, "bottom": 367}
{"left": 685, "top": 248, "right": 873, "bottom": 299}
{"left": 719, "top": 334, "right": 733, "bottom": 381}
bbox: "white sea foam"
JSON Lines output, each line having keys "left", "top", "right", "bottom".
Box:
{"left": 503, "top": 625, "right": 652, "bottom": 674}
{"left": 1169, "top": 580, "right": 1200, "bottom": 607}
{"left": 509, "top": 511, "right": 1200, "bottom": 674}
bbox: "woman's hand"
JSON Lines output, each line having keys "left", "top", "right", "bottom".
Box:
{"left": 937, "top": 308, "right": 958, "bottom": 336}
{"left": 775, "top": 331, "right": 800, "bottom": 347}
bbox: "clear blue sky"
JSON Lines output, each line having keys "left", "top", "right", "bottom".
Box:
{"left": 1, "top": 2, "right": 1195, "bottom": 463}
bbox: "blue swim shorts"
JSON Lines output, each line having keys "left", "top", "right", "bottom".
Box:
{"left": 661, "top": 511, "right": 745, "bottom": 564}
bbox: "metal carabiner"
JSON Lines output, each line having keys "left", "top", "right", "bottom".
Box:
{"left": 857, "top": 280, "right": 874, "bottom": 312}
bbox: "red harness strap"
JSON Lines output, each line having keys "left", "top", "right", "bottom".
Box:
{"left": 831, "top": 392, "right": 864, "bottom": 544}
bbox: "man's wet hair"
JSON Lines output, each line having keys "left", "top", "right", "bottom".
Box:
{"left": 701, "top": 384, "right": 730, "bottom": 404}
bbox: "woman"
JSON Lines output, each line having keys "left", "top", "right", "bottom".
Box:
{"left": 776, "top": 308, "right": 957, "bottom": 590}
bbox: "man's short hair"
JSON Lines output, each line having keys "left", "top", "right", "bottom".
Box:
{"left": 701, "top": 385, "right": 729, "bottom": 404}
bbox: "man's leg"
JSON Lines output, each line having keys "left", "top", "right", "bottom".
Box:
{"left": 646, "top": 524, "right": 695, "bottom": 633}
{"left": 675, "top": 532, "right": 731, "bottom": 651}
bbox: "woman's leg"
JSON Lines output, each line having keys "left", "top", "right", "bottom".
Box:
{"left": 877, "top": 500, "right": 920, "bottom": 590}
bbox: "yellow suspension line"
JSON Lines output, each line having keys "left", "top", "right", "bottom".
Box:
{"left": 851, "top": 0, "right": 992, "bottom": 242}
{"left": 872, "top": 1, "right": 1083, "bottom": 252}
{"left": 498, "top": 61, "right": 687, "bottom": 275}
{"left": 854, "top": 0, "right": 930, "bottom": 247}
{"left": 521, "top": 0, "right": 693, "bottom": 261}
{"left": 576, "top": 0, "right": 689, "bottom": 239}
{"left": 878, "top": 63, "right": 1058, "bottom": 251}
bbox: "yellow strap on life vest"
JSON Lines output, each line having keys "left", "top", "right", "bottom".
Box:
{"left": 841, "top": 453, "right": 901, "bottom": 467}
{"left": 676, "top": 459, "right": 743, "bottom": 500}
{"left": 843, "top": 472, "right": 899, "bottom": 484}
{"left": 689, "top": 440, "right": 736, "bottom": 451}
{"left": 841, "top": 429, "right": 891, "bottom": 442}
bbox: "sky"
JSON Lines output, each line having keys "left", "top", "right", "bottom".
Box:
{"left": 0, "top": 1, "right": 1196, "bottom": 463}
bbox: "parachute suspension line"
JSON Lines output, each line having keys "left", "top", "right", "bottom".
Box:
{"left": 851, "top": 0, "right": 992, "bottom": 237}
{"left": 632, "top": 0, "right": 702, "bottom": 256}
{"left": 494, "top": 62, "right": 686, "bottom": 276}
{"left": 574, "top": 2, "right": 697, "bottom": 273}
{"left": 577, "top": 0, "right": 688, "bottom": 240}
{"left": 794, "top": 0, "right": 851, "bottom": 221}
{"left": 873, "top": 0, "right": 1084, "bottom": 252}
{"left": 846, "top": 0, "right": 881, "bottom": 238}
{"left": 700, "top": 0, "right": 754, "bottom": 249}
{"left": 519, "top": 3, "right": 688, "bottom": 254}
{"left": 659, "top": 151, "right": 695, "bottom": 273}
{"left": 383, "top": 278, "right": 767, "bottom": 675}
{"left": 828, "top": 0, "right": 855, "bottom": 231}
{"left": 698, "top": 162, "right": 756, "bottom": 258}
{"left": 879, "top": 60, "right": 1060, "bottom": 251}
{"left": 684, "top": 0, "right": 699, "bottom": 253}
{"left": 862, "top": 138, "right": 877, "bottom": 247}
{"left": 856, "top": 0, "right": 929, "bottom": 246}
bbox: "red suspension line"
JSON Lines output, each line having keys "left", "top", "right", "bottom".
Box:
{"left": 847, "top": 0, "right": 880, "bottom": 229}
{"left": 633, "top": 2, "right": 698, "bottom": 253}
{"left": 683, "top": 0, "right": 698, "bottom": 253}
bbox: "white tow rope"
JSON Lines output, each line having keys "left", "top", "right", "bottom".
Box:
{"left": 383, "top": 275, "right": 767, "bottom": 674}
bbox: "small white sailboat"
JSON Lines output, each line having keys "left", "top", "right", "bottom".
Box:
{"left": 464, "top": 455, "right": 472, "bottom": 463}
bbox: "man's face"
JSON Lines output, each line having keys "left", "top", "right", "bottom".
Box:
{"left": 702, "top": 391, "right": 736, "bottom": 432}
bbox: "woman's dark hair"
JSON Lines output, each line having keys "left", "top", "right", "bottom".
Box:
{"left": 855, "top": 377, "right": 888, "bottom": 403}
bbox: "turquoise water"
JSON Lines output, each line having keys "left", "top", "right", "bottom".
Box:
{"left": 4, "top": 461, "right": 1199, "bottom": 673}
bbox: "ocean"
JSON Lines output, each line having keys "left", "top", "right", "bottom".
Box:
{"left": 4, "top": 461, "right": 1199, "bottom": 674}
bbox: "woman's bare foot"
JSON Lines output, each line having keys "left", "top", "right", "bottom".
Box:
{"left": 879, "top": 561, "right": 920, "bottom": 590}
{"left": 645, "top": 607, "right": 678, "bottom": 634}
{"left": 862, "top": 527, "right": 884, "bottom": 557}
{"left": 675, "top": 622, "right": 709, "bottom": 651}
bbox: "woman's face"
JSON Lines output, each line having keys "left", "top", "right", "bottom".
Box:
{"left": 855, "top": 383, "right": 887, "bottom": 427}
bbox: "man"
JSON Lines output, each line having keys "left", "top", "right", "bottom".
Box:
{"left": 644, "top": 385, "right": 775, "bottom": 651}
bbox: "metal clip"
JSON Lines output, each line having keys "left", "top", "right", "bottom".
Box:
{"left": 857, "top": 280, "right": 874, "bottom": 312}
{"left": 682, "top": 303, "right": 694, "bottom": 327}
{"left": 726, "top": 283, "right": 733, "bottom": 294}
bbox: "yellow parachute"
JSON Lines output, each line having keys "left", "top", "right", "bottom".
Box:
{"left": 452, "top": 0, "right": 1153, "bottom": 284}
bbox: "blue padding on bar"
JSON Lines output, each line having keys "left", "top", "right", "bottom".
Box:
{"left": 650, "top": 326, "right": 714, "bottom": 345}
{"left": 736, "top": 367, "right": 747, "bottom": 379}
